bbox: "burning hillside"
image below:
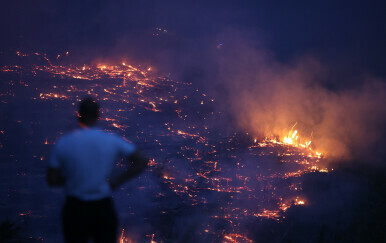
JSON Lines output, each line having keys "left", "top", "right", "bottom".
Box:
{"left": 0, "top": 51, "right": 359, "bottom": 243}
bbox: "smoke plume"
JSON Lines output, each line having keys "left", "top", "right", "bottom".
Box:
{"left": 209, "top": 32, "right": 386, "bottom": 162}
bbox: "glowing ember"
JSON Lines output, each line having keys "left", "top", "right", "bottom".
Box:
{"left": 223, "top": 233, "right": 254, "bottom": 243}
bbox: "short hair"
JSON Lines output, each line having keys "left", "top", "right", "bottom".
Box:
{"left": 78, "top": 97, "right": 100, "bottom": 125}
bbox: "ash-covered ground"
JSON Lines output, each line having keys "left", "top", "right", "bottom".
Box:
{"left": 0, "top": 53, "right": 385, "bottom": 242}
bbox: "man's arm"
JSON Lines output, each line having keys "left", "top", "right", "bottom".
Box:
{"left": 109, "top": 150, "right": 149, "bottom": 190}
{"left": 46, "top": 167, "right": 65, "bottom": 187}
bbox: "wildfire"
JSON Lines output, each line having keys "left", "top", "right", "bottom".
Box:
{"left": 282, "top": 127, "right": 312, "bottom": 151}
{"left": 262, "top": 123, "right": 323, "bottom": 158}
{"left": 120, "top": 229, "right": 135, "bottom": 243}
{"left": 295, "top": 199, "right": 305, "bottom": 205}
{"left": 0, "top": 51, "right": 331, "bottom": 243}
{"left": 120, "top": 230, "right": 158, "bottom": 243}
{"left": 254, "top": 209, "right": 280, "bottom": 220}
{"left": 223, "top": 233, "right": 254, "bottom": 243}
{"left": 39, "top": 93, "right": 68, "bottom": 100}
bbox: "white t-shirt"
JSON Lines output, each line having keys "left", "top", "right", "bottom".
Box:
{"left": 49, "top": 127, "right": 136, "bottom": 201}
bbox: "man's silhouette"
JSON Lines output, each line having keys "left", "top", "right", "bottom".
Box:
{"left": 47, "top": 97, "right": 148, "bottom": 243}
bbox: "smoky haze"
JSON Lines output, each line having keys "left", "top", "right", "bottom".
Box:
{"left": 200, "top": 31, "right": 386, "bottom": 163}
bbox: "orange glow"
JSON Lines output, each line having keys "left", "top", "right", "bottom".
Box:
{"left": 294, "top": 197, "right": 306, "bottom": 205}
{"left": 262, "top": 123, "right": 323, "bottom": 158}
{"left": 223, "top": 233, "right": 254, "bottom": 243}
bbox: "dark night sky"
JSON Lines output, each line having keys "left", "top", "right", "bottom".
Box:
{"left": 1, "top": 0, "right": 386, "bottom": 78}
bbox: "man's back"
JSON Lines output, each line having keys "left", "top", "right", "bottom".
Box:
{"left": 47, "top": 97, "right": 148, "bottom": 243}
{"left": 50, "top": 128, "right": 136, "bottom": 200}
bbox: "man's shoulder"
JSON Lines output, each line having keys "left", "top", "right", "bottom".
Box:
{"left": 56, "top": 128, "right": 127, "bottom": 146}
{"left": 89, "top": 128, "right": 121, "bottom": 140}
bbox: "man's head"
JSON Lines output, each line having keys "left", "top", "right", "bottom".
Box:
{"left": 78, "top": 97, "right": 100, "bottom": 127}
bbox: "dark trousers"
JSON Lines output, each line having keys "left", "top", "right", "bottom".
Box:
{"left": 62, "top": 196, "right": 118, "bottom": 243}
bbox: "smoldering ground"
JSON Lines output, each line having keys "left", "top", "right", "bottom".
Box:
{"left": 90, "top": 29, "right": 386, "bottom": 242}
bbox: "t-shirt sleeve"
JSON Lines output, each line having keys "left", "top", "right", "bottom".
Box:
{"left": 115, "top": 136, "right": 136, "bottom": 157}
